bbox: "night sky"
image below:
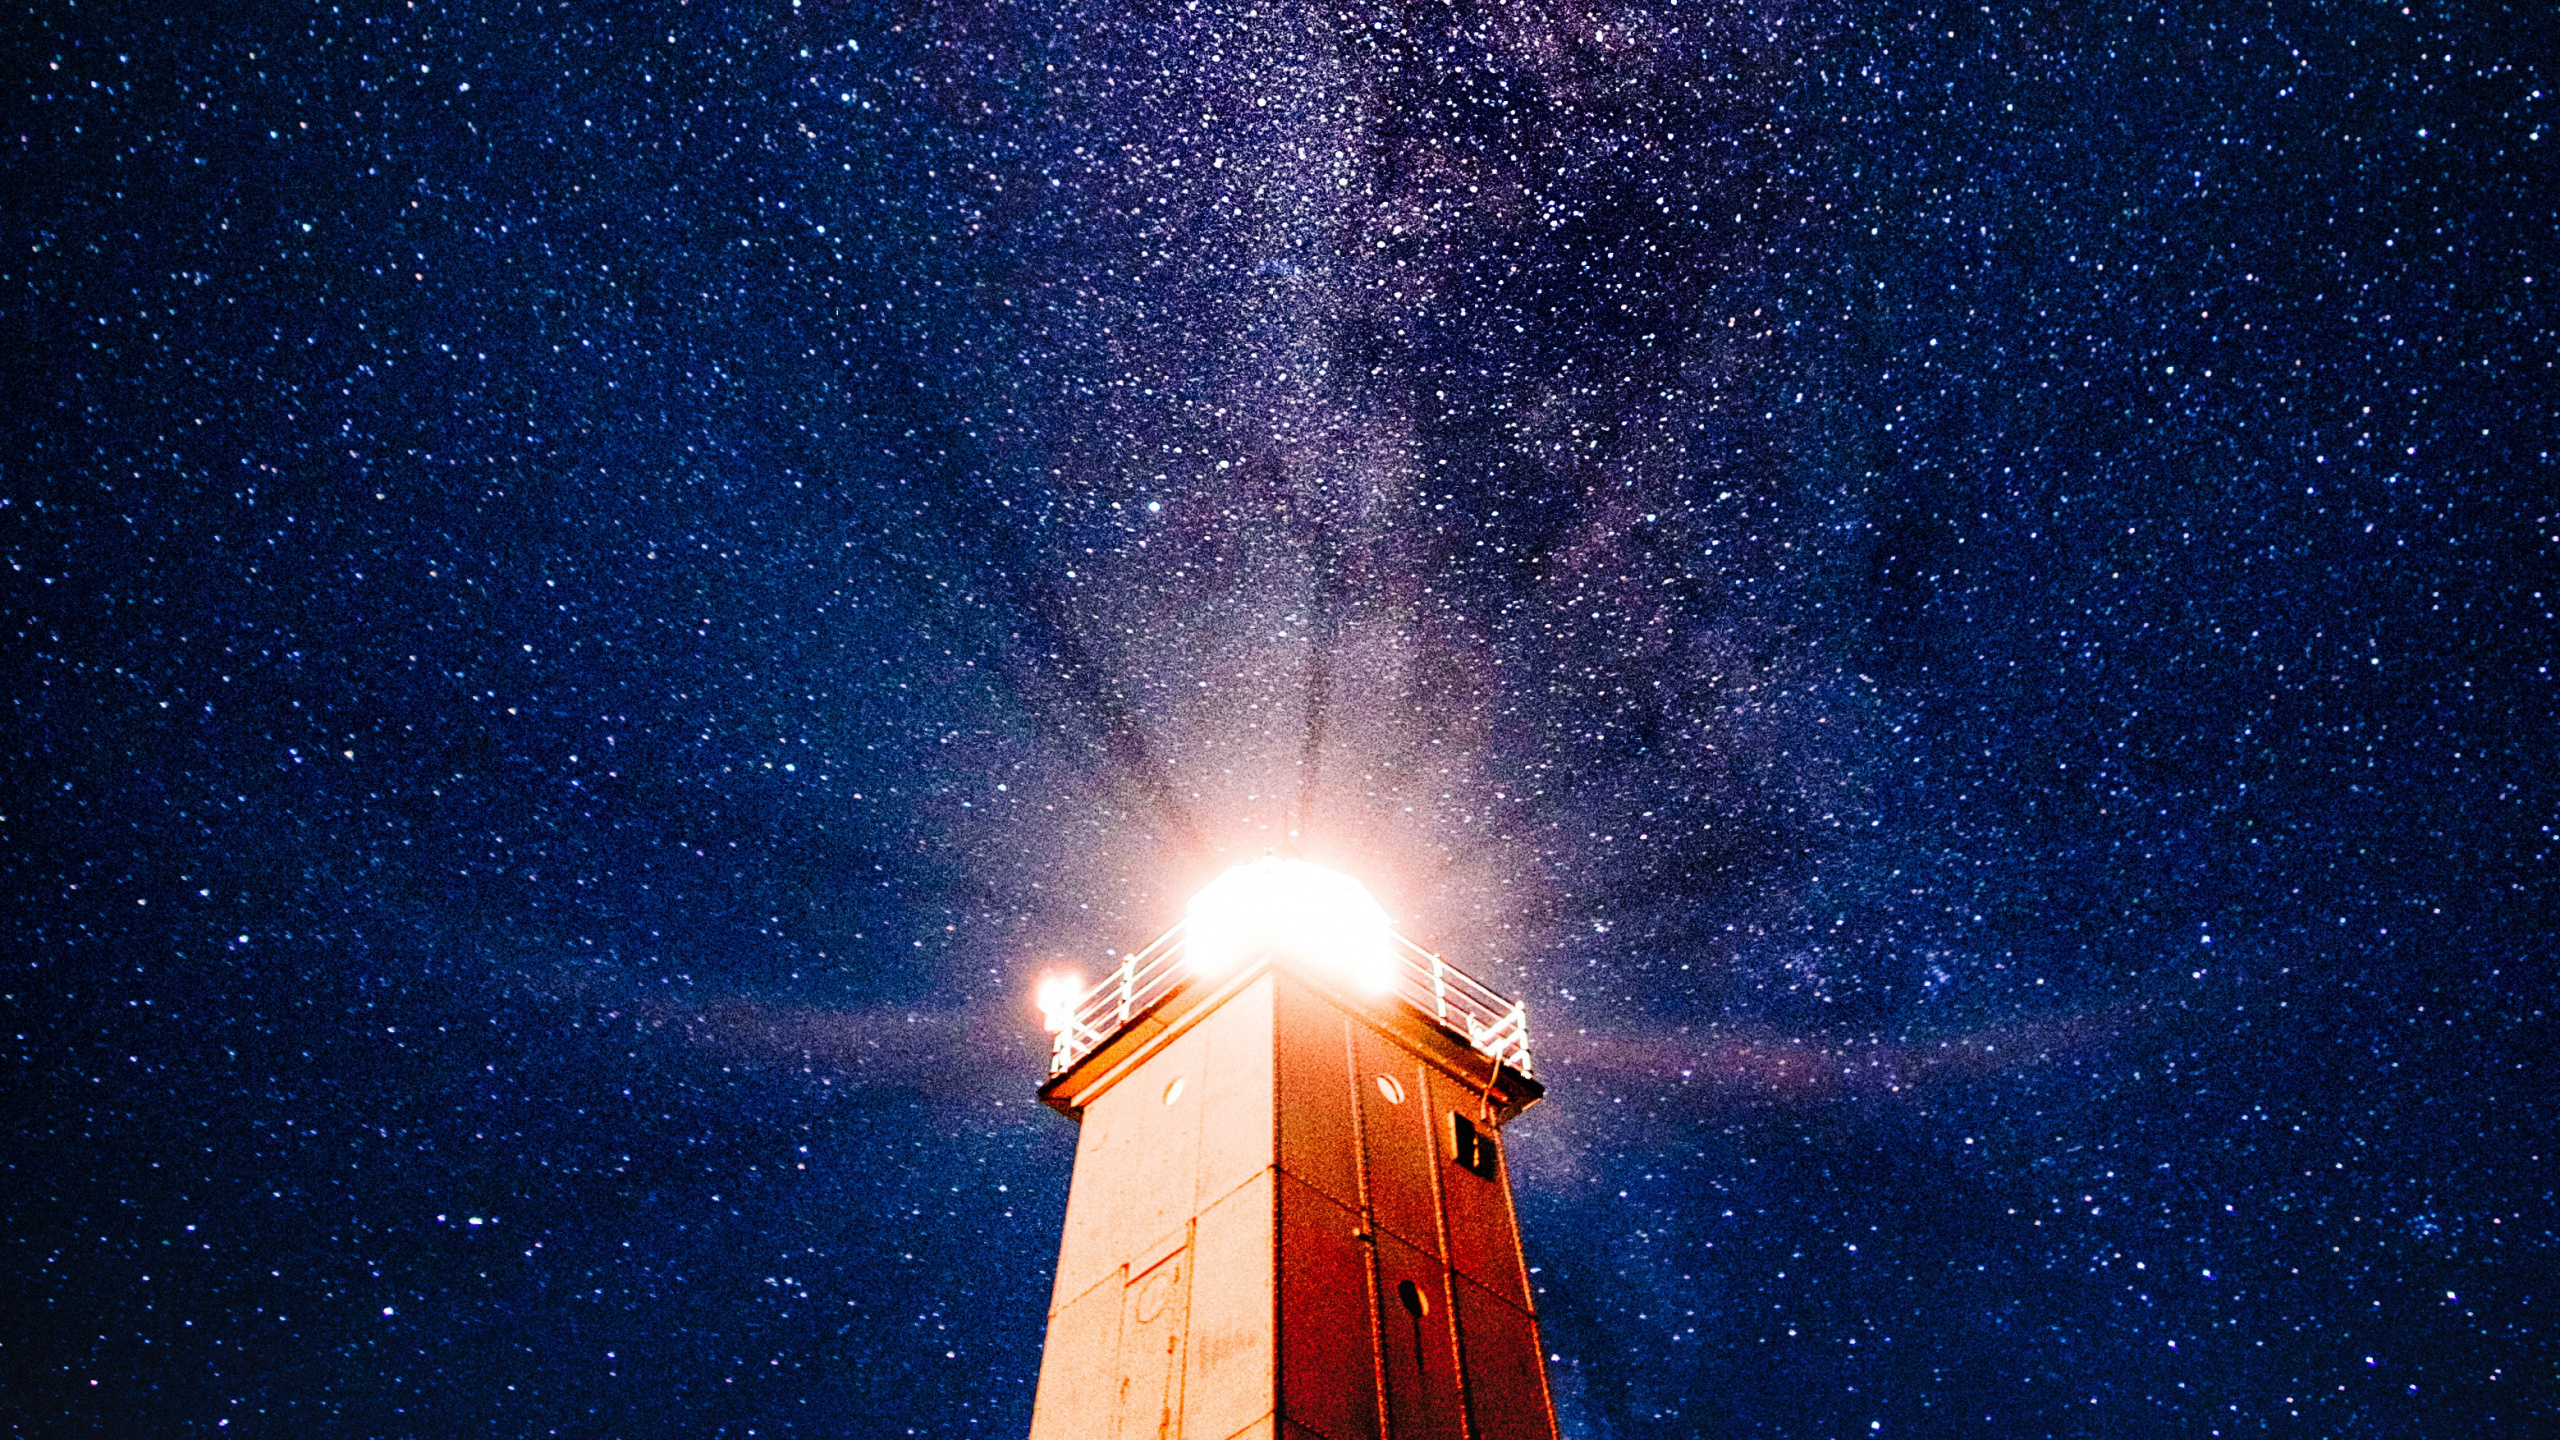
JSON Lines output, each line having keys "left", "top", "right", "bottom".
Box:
{"left": 6, "top": 0, "right": 2552, "bottom": 1435}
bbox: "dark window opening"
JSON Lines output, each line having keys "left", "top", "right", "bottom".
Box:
{"left": 1449, "top": 1113, "right": 1499, "bottom": 1181}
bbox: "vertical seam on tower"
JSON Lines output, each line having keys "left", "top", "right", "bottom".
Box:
{"left": 1348, "top": 1012, "right": 1388, "bottom": 1440}
{"left": 1497, "top": 1105, "right": 1537, "bottom": 1321}
{"left": 1177, "top": 1213, "right": 1198, "bottom": 1440}
{"left": 1425, "top": 1055, "right": 1476, "bottom": 1440}
{"left": 1268, "top": 976, "right": 1284, "bottom": 1433}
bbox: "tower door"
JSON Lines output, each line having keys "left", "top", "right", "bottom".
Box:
{"left": 1115, "top": 1245, "right": 1190, "bottom": 1440}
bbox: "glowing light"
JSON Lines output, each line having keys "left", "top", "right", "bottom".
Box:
{"left": 1185, "top": 857, "right": 1396, "bottom": 993}
{"left": 1036, "top": 973, "right": 1086, "bottom": 1034}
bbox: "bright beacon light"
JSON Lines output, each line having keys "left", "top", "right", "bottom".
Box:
{"left": 1184, "top": 857, "right": 1396, "bottom": 993}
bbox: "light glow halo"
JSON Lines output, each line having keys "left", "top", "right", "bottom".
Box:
{"left": 1183, "top": 857, "right": 1396, "bottom": 993}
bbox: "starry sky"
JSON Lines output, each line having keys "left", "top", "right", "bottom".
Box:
{"left": 5, "top": 0, "right": 2552, "bottom": 1434}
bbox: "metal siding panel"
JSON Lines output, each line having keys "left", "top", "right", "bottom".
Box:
{"left": 1125, "top": 1030, "right": 1210, "bottom": 1263}
{"left": 1052, "top": 1090, "right": 1134, "bottom": 1308}
{"left": 1116, "top": 1245, "right": 1192, "bottom": 1440}
{"left": 1273, "top": 976, "right": 1359, "bottom": 1210}
{"left": 1275, "top": 1171, "right": 1379, "bottom": 1440}
{"left": 1184, "top": 1171, "right": 1277, "bottom": 1440}
{"left": 1352, "top": 1028, "right": 1439, "bottom": 1258}
{"left": 1453, "top": 1274, "right": 1556, "bottom": 1440}
{"left": 1116, "top": 1245, "right": 1192, "bottom": 1434}
{"left": 1372, "top": 1230, "right": 1465, "bottom": 1440}
{"left": 1198, "top": 973, "right": 1276, "bottom": 1209}
{"left": 1029, "top": 1267, "right": 1127, "bottom": 1440}
{"left": 1060, "top": 1034, "right": 1206, "bottom": 1306}
{"left": 1422, "top": 1067, "right": 1531, "bottom": 1312}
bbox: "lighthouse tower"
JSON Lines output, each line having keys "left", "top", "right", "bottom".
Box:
{"left": 1028, "top": 858, "right": 1558, "bottom": 1440}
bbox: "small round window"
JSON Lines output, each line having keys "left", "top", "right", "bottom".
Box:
{"left": 1374, "top": 1074, "right": 1406, "bottom": 1104}
{"left": 1162, "top": 1076, "right": 1187, "bottom": 1106}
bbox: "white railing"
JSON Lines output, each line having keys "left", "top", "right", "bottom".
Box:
{"left": 1044, "top": 921, "right": 1535, "bottom": 1082}
{"left": 1042, "top": 921, "right": 1191, "bottom": 1076}
{"left": 1388, "top": 932, "right": 1535, "bottom": 1080}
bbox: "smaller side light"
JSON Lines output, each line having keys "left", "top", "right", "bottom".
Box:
{"left": 1036, "top": 973, "right": 1085, "bottom": 1034}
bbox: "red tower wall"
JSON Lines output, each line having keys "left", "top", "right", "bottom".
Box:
{"left": 1030, "top": 960, "right": 1556, "bottom": 1440}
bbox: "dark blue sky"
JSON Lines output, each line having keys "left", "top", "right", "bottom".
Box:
{"left": 6, "top": 0, "right": 2551, "bottom": 1435}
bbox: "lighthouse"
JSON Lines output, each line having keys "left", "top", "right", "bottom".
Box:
{"left": 1028, "top": 858, "right": 1558, "bottom": 1440}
